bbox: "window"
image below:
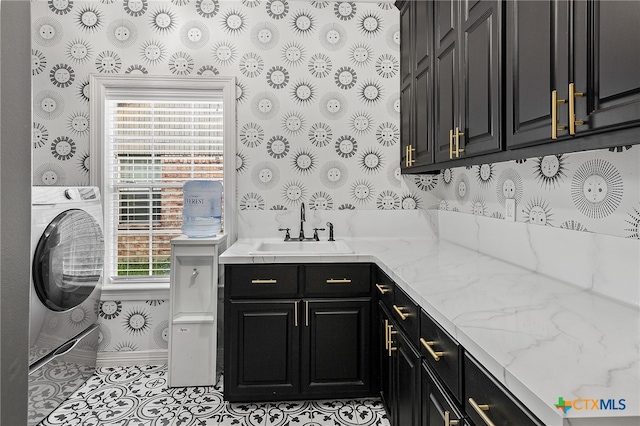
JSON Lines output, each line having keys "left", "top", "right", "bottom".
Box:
{"left": 90, "top": 76, "right": 236, "bottom": 288}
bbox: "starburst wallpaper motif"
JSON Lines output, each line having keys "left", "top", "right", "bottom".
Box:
{"left": 30, "top": 1, "right": 639, "bottom": 357}
{"left": 31, "top": 0, "right": 429, "bottom": 212}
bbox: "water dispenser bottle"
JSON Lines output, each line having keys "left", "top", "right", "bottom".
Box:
{"left": 182, "top": 180, "right": 222, "bottom": 238}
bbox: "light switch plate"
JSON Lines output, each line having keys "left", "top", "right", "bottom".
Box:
{"left": 505, "top": 198, "right": 516, "bottom": 222}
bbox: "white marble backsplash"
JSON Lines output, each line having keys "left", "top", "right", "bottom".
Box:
{"left": 237, "top": 208, "right": 439, "bottom": 240}
{"left": 438, "top": 210, "right": 640, "bottom": 308}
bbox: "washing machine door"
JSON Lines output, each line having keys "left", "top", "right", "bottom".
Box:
{"left": 32, "top": 209, "right": 104, "bottom": 312}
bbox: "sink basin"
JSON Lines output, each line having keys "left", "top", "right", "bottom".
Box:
{"left": 249, "top": 240, "right": 353, "bottom": 256}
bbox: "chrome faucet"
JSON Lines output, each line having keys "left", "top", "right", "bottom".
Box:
{"left": 298, "top": 202, "right": 306, "bottom": 240}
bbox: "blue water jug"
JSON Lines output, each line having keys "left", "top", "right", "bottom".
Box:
{"left": 182, "top": 180, "right": 222, "bottom": 237}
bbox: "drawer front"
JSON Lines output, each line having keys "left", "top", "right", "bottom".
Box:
{"left": 464, "top": 353, "right": 543, "bottom": 426}
{"left": 226, "top": 264, "right": 299, "bottom": 298}
{"left": 422, "top": 362, "right": 465, "bottom": 426}
{"left": 391, "top": 286, "right": 420, "bottom": 345}
{"left": 304, "top": 264, "right": 371, "bottom": 296}
{"left": 420, "top": 310, "right": 462, "bottom": 403}
{"left": 375, "top": 269, "right": 395, "bottom": 310}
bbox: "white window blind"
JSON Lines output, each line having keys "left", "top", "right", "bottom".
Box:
{"left": 105, "top": 99, "right": 224, "bottom": 280}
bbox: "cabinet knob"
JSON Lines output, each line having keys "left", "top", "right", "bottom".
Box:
{"left": 192, "top": 269, "right": 199, "bottom": 278}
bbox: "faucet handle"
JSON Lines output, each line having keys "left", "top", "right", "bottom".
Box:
{"left": 278, "top": 227, "right": 291, "bottom": 241}
{"left": 312, "top": 227, "right": 326, "bottom": 241}
{"left": 326, "top": 222, "right": 334, "bottom": 241}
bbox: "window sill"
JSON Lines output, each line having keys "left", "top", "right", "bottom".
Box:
{"left": 101, "top": 282, "right": 170, "bottom": 301}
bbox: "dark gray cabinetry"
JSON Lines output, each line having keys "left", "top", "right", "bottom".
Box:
{"left": 507, "top": 0, "right": 640, "bottom": 149}
{"left": 399, "top": 0, "right": 435, "bottom": 171}
{"left": 421, "top": 363, "right": 466, "bottom": 426}
{"left": 434, "top": 0, "right": 502, "bottom": 163}
{"left": 465, "top": 353, "right": 544, "bottom": 426}
{"left": 224, "top": 264, "right": 374, "bottom": 402}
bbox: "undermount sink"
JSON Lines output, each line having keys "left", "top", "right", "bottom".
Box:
{"left": 249, "top": 240, "right": 353, "bottom": 255}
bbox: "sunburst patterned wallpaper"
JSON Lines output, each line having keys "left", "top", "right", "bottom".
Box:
{"left": 30, "top": 1, "right": 639, "bottom": 357}
{"left": 435, "top": 146, "right": 640, "bottom": 240}
{"left": 31, "top": 0, "right": 435, "bottom": 212}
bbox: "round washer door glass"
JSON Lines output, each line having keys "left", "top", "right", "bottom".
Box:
{"left": 33, "top": 209, "right": 104, "bottom": 311}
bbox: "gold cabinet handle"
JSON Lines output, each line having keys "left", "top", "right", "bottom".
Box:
{"left": 251, "top": 279, "right": 277, "bottom": 284}
{"left": 405, "top": 145, "right": 410, "bottom": 167}
{"left": 392, "top": 304, "right": 409, "bottom": 321}
{"left": 294, "top": 301, "right": 299, "bottom": 327}
{"left": 376, "top": 284, "right": 390, "bottom": 295}
{"left": 445, "top": 410, "right": 459, "bottom": 426}
{"left": 408, "top": 145, "right": 416, "bottom": 166}
{"left": 388, "top": 324, "right": 397, "bottom": 357}
{"left": 468, "top": 398, "right": 496, "bottom": 426}
{"left": 305, "top": 300, "right": 309, "bottom": 327}
{"left": 420, "top": 338, "right": 444, "bottom": 361}
{"left": 384, "top": 319, "right": 389, "bottom": 350}
{"left": 326, "top": 278, "right": 351, "bottom": 284}
{"left": 449, "top": 129, "right": 454, "bottom": 159}
{"left": 454, "top": 127, "right": 465, "bottom": 158}
{"left": 569, "top": 83, "right": 586, "bottom": 135}
{"left": 551, "top": 90, "right": 566, "bottom": 139}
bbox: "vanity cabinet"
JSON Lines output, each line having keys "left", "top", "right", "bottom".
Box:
{"left": 224, "top": 263, "right": 375, "bottom": 402}
{"left": 168, "top": 235, "right": 226, "bottom": 388}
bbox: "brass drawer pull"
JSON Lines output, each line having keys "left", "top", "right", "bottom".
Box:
{"left": 392, "top": 304, "right": 409, "bottom": 321}
{"left": 445, "top": 410, "right": 459, "bottom": 426}
{"left": 569, "top": 82, "right": 586, "bottom": 135}
{"left": 294, "top": 301, "right": 299, "bottom": 327}
{"left": 420, "top": 338, "right": 443, "bottom": 361}
{"left": 468, "top": 398, "right": 495, "bottom": 426}
{"left": 251, "top": 279, "right": 277, "bottom": 284}
{"left": 326, "top": 278, "right": 351, "bottom": 284}
{"left": 375, "top": 284, "right": 390, "bottom": 294}
{"left": 387, "top": 324, "right": 397, "bottom": 357}
{"left": 384, "top": 319, "right": 389, "bottom": 350}
{"left": 551, "top": 89, "right": 567, "bottom": 139}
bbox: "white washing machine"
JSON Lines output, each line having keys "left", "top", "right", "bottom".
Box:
{"left": 28, "top": 187, "right": 104, "bottom": 425}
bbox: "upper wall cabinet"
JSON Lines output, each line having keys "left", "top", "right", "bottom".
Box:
{"left": 507, "top": 0, "right": 640, "bottom": 149}
{"left": 399, "top": 0, "right": 435, "bottom": 171}
{"left": 433, "top": 0, "right": 502, "bottom": 163}
{"left": 399, "top": 0, "right": 640, "bottom": 174}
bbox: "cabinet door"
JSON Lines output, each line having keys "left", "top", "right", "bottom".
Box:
{"left": 421, "top": 363, "right": 464, "bottom": 426}
{"left": 379, "top": 303, "right": 395, "bottom": 422}
{"left": 301, "top": 299, "right": 372, "bottom": 397}
{"left": 573, "top": 0, "right": 640, "bottom": 134}
{"left": 225, "top": 300, "right": 299, "bottom": 401}
{"left": 506, "top": 0, "right": 570, "bottom": 149}
{"left": 459, "top": 0, "right": 502, "bottom": 156}
{"left": 392, "top": 326, "right": 422, "bottom": 426}
{"left": 412, "top": 0, "right": 434, "bottom": 168}
{"left": 433, "top": 0, "right": 460, "bottom": 163}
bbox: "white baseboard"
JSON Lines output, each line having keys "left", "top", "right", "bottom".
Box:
{"left": 97, "top": 349, "right": 168, "bottom": 367}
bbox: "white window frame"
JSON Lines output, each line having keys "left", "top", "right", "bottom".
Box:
{"left": 90, "top": 75, "right": 237, "bottom": 299}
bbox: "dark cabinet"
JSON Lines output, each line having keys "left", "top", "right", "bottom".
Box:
{"left": 465, "top": 353, "right": 544, "bottom": 426}
{"left": 433, "top": 0, "right": 502, "bottom": 163}
{"left": 226, "top": 300, "right": 300, "bottom": 401}
{"left": 380, "top": 302, "right": 421, "bottom": 426}
{"left": 224, "top": 264, "right": 375, "bottom": 402}
{"left": 574, "top": 1, "right": 640, "bottom": 134}
{"left": 421, "top": 363, "right": 465, "bottom": 426}
{"left": 399, "top": 0, "right": 435, "bottom": 171}
{"left": 507, "top": 0, "right": 640, "bottom": 149}
{"left": 302, "top": 299, "right": 372, "bottom": 396}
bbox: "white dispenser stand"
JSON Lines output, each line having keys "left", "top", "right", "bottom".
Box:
{"left": 168, "top": 234, "right": 227, "bottom": 387}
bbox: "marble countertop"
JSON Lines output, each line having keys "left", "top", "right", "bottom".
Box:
{"left": 220, "top": 237, "right": 640, "bottom": 426}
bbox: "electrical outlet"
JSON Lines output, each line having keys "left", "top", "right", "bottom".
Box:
{"left": 505, "top": 198, "right": 516, "bottom": 222}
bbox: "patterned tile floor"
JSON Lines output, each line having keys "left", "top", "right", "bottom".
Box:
{"left": 39, "top": 365, "right": 390, "bottom": 426}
